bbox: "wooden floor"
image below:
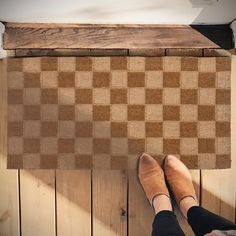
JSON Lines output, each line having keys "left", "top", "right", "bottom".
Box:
{"left": 0, "top": 56, "right": 236, "bottom": 236}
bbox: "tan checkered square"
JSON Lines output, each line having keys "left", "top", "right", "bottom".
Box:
{"left": 7, "top": 56, "right": 231, "bottom": 169}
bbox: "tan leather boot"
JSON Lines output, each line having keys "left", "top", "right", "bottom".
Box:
{"left": 138, "top": 153, "right": 170, "bottom": 206}
{"left": 164, "top": 155, "right": 197, "bottom": 205}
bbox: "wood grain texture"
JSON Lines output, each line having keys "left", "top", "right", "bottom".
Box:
{"left": 0, "top": 59, "right": 20, "bottom": 236}
{"left": 129, "top": 49, "right": 165, "bottom": 56}
{"left": 128, "top": 170, "right": 154, "bottom": 236}
{"left": 3, "top": 24, "right": 218, "bottom": 49}
{"left": 166, "top": 48, "right": 203, "bottom": 57}
{"left": 20, "top": 170, "right": 56, "bottom": 236}
{"left": 203, "top": 49, "right": 231, "bottom": 57}
{"left": 56, "top": 170, "right": 91, "bottom": 236}
{"left": 92, "top": 170, "right": 127, "bottom": 236}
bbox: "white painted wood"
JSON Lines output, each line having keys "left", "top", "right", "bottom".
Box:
{"left": 0, "top": 23, "right": 7, "bottom": 58}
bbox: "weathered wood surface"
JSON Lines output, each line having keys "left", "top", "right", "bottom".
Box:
{"left": 4, "top": 23, "right": 218, "bottom": 49}
{"left": 20, "top": 170, "right": 56, "bottom": 236}
{"left": 56, "top": 170, "right": 91, "bottom": 236}
{"left": 0, "top": 59, "right": 20, "bottom": 236}
{"left": 92, "top": 170, "right": 128, "bottom": 236}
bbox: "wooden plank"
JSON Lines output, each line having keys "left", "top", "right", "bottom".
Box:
{"left": 128, "top": 170, "right": 154, "bottom": 236}
{"left": 3, "top": 23, "right": 218, "bottom": 49}
{"left": 15, "top": 49, "right": 128, "bottom": 57}
{"left": 20, "top": 170, "right": 56, "bottom": 236}
{"left": 166, "top": 48, "right": 203, "bottom": 57}
{"left": 201, "top": 55, "right": 236, "bottom": 222}
{"left": 0, "top": 59, "right": 20, "bottom": 235}
{"left": 129, "top": 49, "right": 165, "bottom": 56}
{"left": 56, "top": 170, "right": 91, "bottom": 236}
{"left": 203, "top": 49, "right": 231, "bottom": 57}
{"left": 92, "top": 170, "right": 127, "bottom": 236}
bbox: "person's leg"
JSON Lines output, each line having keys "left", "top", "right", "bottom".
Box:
{"left": 152, "top": 195, "right": 185, "bottom": 236}
{"left": 152, "top": 210, "right": 185, "bottom": 236}
{"left": 187, "top": 206, "right": 236, "bottom": 236}
{"left": 138, "top": 153, "right": 185, "bottom": 236}
{"left": 164, "top": 155, "right": 236, "bottom": 236}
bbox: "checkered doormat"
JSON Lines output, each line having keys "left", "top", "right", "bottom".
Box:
{"left": 7, "top": 57, "right": 231, "bottom": 169}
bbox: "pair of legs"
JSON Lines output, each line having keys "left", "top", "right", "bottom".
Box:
{"left": 138, "top": 154, "right": 236, "bottom": 236}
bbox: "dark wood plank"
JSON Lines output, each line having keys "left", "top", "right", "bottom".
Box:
{"left": 166, "top": 48, "right": 203, "bottom": 57}
{"left": 3, "top": 23, "right": 218, "bottom": 49}
{"left": 15, "top": 49, "right": 128, "bottom": 57}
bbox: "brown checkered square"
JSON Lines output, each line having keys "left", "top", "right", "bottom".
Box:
{"left": 199, "top": 73, "right": 216, "bottom": 87}
{"left": 111, "top": 57, "right": 127, "bottom": 70}
{"left": 76, "top": 122, "right": 93, "bottom": 137}
{"left": 7, "top": 58, "right": 23, "bottom": 71}
{"left": 216, "top": 89, "right": 230, "bottom": 104}
{"left": 58, "top": 72, "right": 75, "bottom": 87}
{"left": 24, "top": 73, "right": 40, "bottom": 87}
{"left": 111, "top": 122, "right": 127, "bottom": 137}
{"left": 41, "top": 58, "right": 58, "bottom": 71}
{"left": 145, "top": 58, "right": 163, "bottom": 71}
{"left": 180, "top": 122, "right": 197, "bottom": 137}
{"left": 146, "top": 89, "right": 162, "bottom": 104}
{"left": 24, "top": 138, "right": 40, "bottom": 153}
{"left": 93, "top": 139, "right": 110, "bottom": 154}
{"left": 163, "top": 72, "right": 180, "bottom": 87}
{"left": 181, "top": 89, "right": 198, "bottom": 104}
{"left": 40, "top": 155, "right": 57, "bottom": 169}
{"left": 7, "top": 56, "right": 231, "bottom": 169}
{"left": 128, "top": 105, "right": 145, "bottom": 120}
{"left": 41, "top": 89, "right": 58, "bottom": 104}
{"left": 8, "top": 89, "right": 23, "bottom": 104}
{"left": 146, "top": 122, "right": 163, "bottom": 137}
{"left": 198, "top": 105, "right": 215, "bottom": 121}
{"left": 59, "top": 105, "right": 75, "bottom": 120}
{"left": 41, "top": 121, "right": 58, "bottom": 137}
{"left": 111, "top": 89, "right": 127, "bottom": 104}
{"left": 111, "top": 156, "right": 128, "bottom": 170}
{"left": 128, "top": 139, "right": 145, "bottom": 154}
{"left": 8, "top": 122, "right": 23, "bottom": 137}
{"left": 216, "top": 58, "right": 231, "bottom": 71}
{"left": 198, "top": 138, "right": 215, "bottom": 153}
{"left": 163, "top": 139, "right": 180, "bottom": 154}
{"left": 216, "top": 122, "right": 230, "bottom": 137}
{"left": 58, "top": 138, "right": 75, "bottom": 153}
{"left": 75, "top": 155, "right": 92, "bottom": 168}
{"left": 181, "top": 57, "right": 198, "bottom": 71}
{"left": 93, "top": 72, "right": 110, "bottom": 87}
{"left": 24, "top": 105, "right": 40, "bottom": 120}
{"left": 128, "top": 72, "right": 145, "bottom": 87}
{"left": 76, "top": 57, "right": 92, "bottom": 71}
{"left": 75, "top": 89, "right": 92, "bottom": 104}
{"left": 163, "top": 106, "right": 180, "bottom": 120}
